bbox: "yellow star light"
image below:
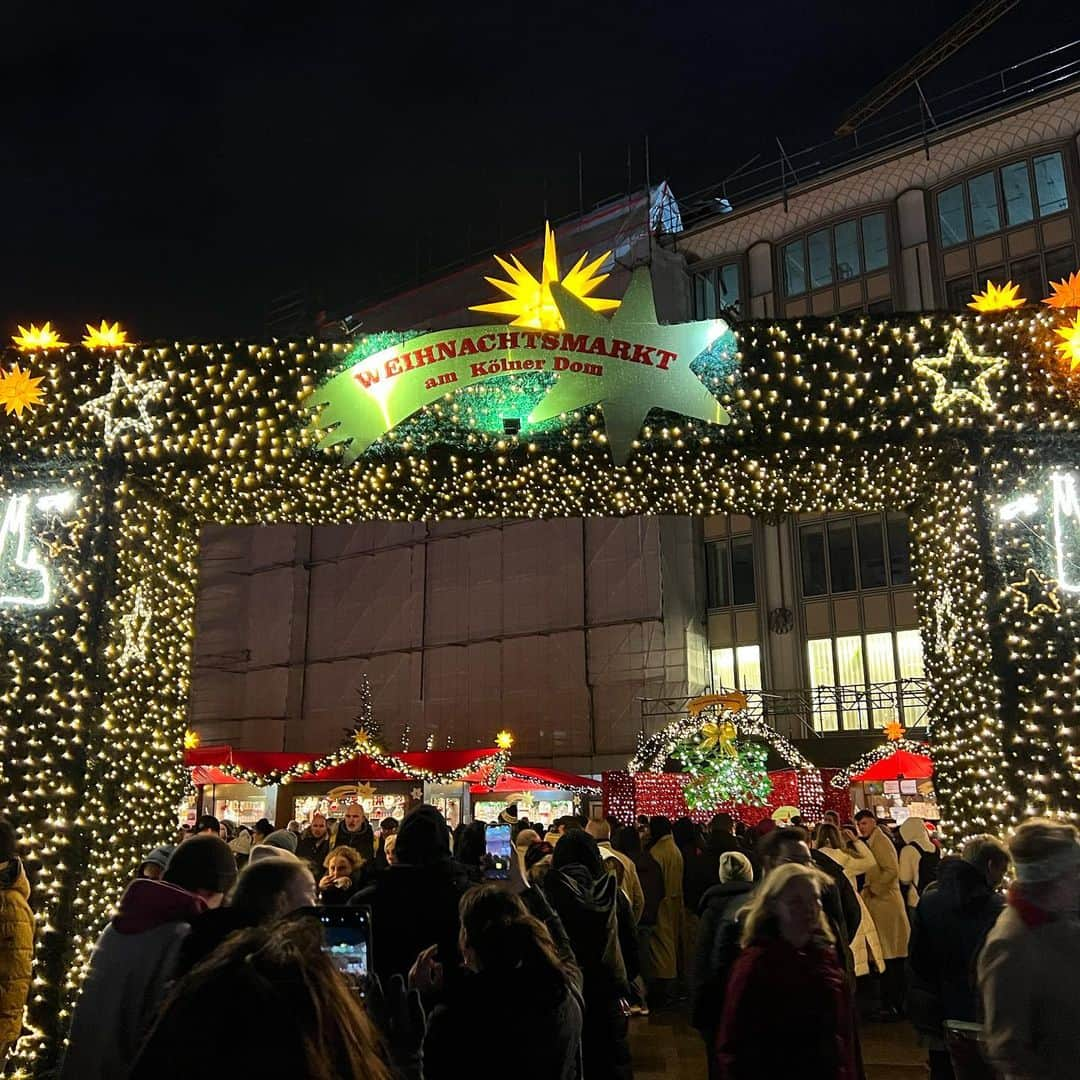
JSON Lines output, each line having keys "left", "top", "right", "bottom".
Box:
{"left": 82, "top": 321, "right": 130, "bottom": 349}
{"left": 0, "top": 363, "right": 46, "bottom": 416}
{"left": 913, "top": 329, "right": 1007, "bottom": 413}
{"left": 183, "top": 729, "right": 201, "bottom": 750}
{"left": 1054, "top": 314, "right": 1080, "bottom": 373}
{"left": 968, "top": 280, "right": 1025, "bottom": 312}
{"left": 469, "top": 221, "right": 620, "bottom": 331}
{"left": 1043, "top": 272, "right": 1080, "bottom": 310}
{"left": 1008, "top": 567, "right": 1061, "bottom": 617}
{"left": 495, "top": 730, "right": 515, "bottom": 750}
{"left": 12, "top": 322, "right": 67, "bottom": 351}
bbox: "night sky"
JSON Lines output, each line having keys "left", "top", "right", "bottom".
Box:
{"left": 0, "top": 1, "right": 1072, "bottom": 339}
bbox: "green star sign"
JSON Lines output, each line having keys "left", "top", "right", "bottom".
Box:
{"left": 306, "top": 267, "right": 732, "bottom": 462}
{"left": 530, "top": 269, "right": 731, "bottom": 459}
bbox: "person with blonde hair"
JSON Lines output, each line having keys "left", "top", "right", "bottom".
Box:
{"left": 320, "top": 846, "right": 364, "bottom": 904}
{"left": 716, "top": 864, "right": 856, "bottom": 1079}
{"left": 978, "top": 817, "right": 1080, "bottom": 1080}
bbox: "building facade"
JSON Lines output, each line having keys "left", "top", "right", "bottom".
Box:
{"left": 191, "top": 66, "right": 1080, "bottom": 773}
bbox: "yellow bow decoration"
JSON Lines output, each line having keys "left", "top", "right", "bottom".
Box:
{"left": 700, "top": 719, "right": 739, "bottom": 756}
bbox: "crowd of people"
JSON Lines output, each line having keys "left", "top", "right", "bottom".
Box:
{"left": 0, "top": 801, "right": 1075, "bottom": 1077}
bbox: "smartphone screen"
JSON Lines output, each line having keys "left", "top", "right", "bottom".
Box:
{"left": 312, "top": 907, "right": 372, "bottom": 991}
{"left": 484, "top": 824, "right": 512, "bottom": 880}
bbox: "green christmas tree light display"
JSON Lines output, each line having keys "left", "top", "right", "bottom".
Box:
{"left": 673, "top": 721, "right": 773, "bottom": 810}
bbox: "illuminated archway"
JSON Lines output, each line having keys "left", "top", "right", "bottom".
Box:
{"left": 2, "top": 265, "right": 1079, "bottom": 1068}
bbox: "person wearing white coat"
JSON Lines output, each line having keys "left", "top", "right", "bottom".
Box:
{"left": 898, "top": 817, "right": 938, "bottom": 908}
{"left": 813, "top": 822, "right": 884, "bottom": 978}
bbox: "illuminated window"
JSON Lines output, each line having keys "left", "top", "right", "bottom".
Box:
{"left": 807, "top": 630, "right": 926, "bottom": 731}
{"left": 711, "top": 644, "right": 762, "bottom": 692}
{"left": 705, "top": 536, "right": 755, "bottom": 609}
{"left": 1034, "top": 152, "right": 1069, "bottom": 216}
{"left": 834, "top": 220, "right": 861, "bottom": 281}
{"left": 1001, "top": 161, "right": 1034, "bottom": 227}
{"left": 968, "top": 172, "right": 1001, "bottom": 238}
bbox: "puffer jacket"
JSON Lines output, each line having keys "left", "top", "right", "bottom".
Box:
{"left": 0, "top": 859, "right": 33, "bottom": 1044}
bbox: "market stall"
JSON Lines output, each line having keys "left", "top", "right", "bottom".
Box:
{"left": 831, "top": 738, "right": 938, "bottom": 824}
{"left": 470, "top": 766, "right": 601, "bottom": 828}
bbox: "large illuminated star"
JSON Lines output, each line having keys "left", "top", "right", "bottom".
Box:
{"left": 118, "top": 585, "right": 152, "bottom": 666}
{"left": 81, "top": 365, "right": 167, "bottom": 445}
{"left": 913, "top": 329, "right": 1006, "bottom": 414}
{"left": 528, "top": 269, "right": 731, "bottom": 460}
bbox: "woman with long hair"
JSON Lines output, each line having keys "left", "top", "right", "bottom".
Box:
{"left": 130, "top": 919, "right": 389, "bottom": 1080}
{"left": 716, "top": 863, "right": 856, "bottom": 1079}
{"left": 421, "top": 885, "right": 583, "bottom": 1080}
{"left": 320, "top": 846, "right": 363, "bottom": 904}
{"left": 813, "top": 821, "right": 884, "bottom": 981}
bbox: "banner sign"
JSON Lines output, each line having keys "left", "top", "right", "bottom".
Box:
{"left": 307, "top": 268, "right": 733, "bottom": 461}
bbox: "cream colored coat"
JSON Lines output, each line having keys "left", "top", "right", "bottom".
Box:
{"left": 598, "top": 841, "right": 645, "bottom": 924}
{"left": 860, "top": 826, "right": 910, "bottom": 960}
{"left": 647, "top": 833, "right": 684, "bottom": 980}
{"left": 818, "top": 841, "right": 884, "bottom": 977}
{"left": 978, "top": 904, "right": 1080, "bottom": 1080}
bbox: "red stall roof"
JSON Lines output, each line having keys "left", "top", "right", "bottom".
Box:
{"left": 470, "top": 765, "right": 600, "bottom": 796}
{"left": 851, "top": 748, "right": 933, "bottom": 783}
{"left": 186, "top": 745, "right": 504, "bottom": 785}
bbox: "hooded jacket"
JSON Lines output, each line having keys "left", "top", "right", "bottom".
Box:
{"left": 61, "top": 879, "right": 206, "bottom": 1079}
{"left": 0, "top": 859, "right": 33, "bottom": 1045}
{"left": 907, "top": 856, "right": 1003, "bottom": 1033}
{"left": 542, "top": 861, "right": 632, "bottom": 1080}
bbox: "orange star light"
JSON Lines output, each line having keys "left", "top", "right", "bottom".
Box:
{"left": 1043, "top": 272, "right": 1080, "bottom": 310}
{"left": 82, "top": 321, "right": 130, "bottom": 349}
{"left": 0, "top": 363, "right": 46, "bottom": 416}
{"left": 1054, "top": 314, "right": 1080, "bottom": 372}
{"left": 883, "top": 721, "right": 906, "bottom": 742}
{"left": 12, "top": 322, "right": 67, "bottom": 351}
{"left": 968, "top": 280, "right": 1026, "bottom": 313}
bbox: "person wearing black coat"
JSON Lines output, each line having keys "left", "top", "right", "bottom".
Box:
{"left": 907, "top": 839, "right": 1010, "bottom": 1080}
{"left": 692, "top": 850, "right": 756, "bottom": 1080}
{"left": 541, "top": 830, "right": 633, "bottom": 1080}
{"left": 349, "top": 806, "right": 469, "bottom": 989}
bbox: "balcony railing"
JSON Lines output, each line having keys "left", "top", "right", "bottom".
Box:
{"left": 640, "top": 678, "right": 930, "bottom": 740}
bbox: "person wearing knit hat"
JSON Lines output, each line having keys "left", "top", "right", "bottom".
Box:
{"left": 138, "top": 846, "right": 175, "bottom": 881}
{"left": 249, "top": 829, "right": 302, "bottom": 865}
{"left": 61, "top": 834, "right": 237, "bottom": 1079}
{"left": 978, "top": 818, "right": 1080, "bottom": 1080}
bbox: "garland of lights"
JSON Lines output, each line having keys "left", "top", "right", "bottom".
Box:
{"left": 829, "top": 738, "right": 931, "bottom": 789}
{"left": 0, "top": 275, "right": 1078, "bottom": 1072}
{"left": 497, "top": 768, "right": 599, "bottom": 796}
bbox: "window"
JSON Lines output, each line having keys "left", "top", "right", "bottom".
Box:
{"left": 783, "top": 241, "right": 807, "bottom": 297}
{"left": 706, "top": 537, "right": 756, "bottom": 609}
{"left": 800, "top": 523, "right": 828, "bottom": 597}
{"left": 1034, "top": 152, "right": 1069, "bottom": 216}
{"left": 938, "top": 184, "right": 968, "bottom": 247}
{"left": 968, "top": 172, "right": 1001, "bottom": 239}
{"left": 862, "top": 213, "right": 889, "bottom": 272}
{"left": 692, "top": 264, "right": 741, "bottom": 319}
{"left": 834, "top": 220, "right": 861, "bottom": 280}
{"left": 799, "top": 512, "right": 911, "bottom": 595}
{"left": 937, "top": 150, "right": 1070, "bottom": 251}
{"left": 711, "top": 645, "right": 762, "bottom": 691}
{"left": 782, "top": 212, "right": 891, "bottom": 307}
{"left": 807, "top": 630, "right": 926, "bottom": 731}
{"left": 808, "top": 229, "right": 833, "bottom": 289}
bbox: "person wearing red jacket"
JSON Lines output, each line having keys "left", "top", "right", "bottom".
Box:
{"left": 716, "top": 862, "right": 856, "bottom": 1080}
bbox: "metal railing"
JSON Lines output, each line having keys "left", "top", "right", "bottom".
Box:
{"left": 640, "top": 678, "right": 930, "bottom": 740}
{"left": 674, "top": 40, "right": 1080, "bottom": 233}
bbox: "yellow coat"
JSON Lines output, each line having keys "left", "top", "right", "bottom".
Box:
{"left": 647, "top": 833, "right": 684, "bottom": 980}
{"left": 0, "top": 861, "right": 33, "bottom": 1045}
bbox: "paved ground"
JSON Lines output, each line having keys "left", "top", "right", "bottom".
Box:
{"left": 630, "top": 1006, "right": 926, "bottom": 1078}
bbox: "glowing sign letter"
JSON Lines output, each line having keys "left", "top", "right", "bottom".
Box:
{"left": 0, "top": 495, "right": 50, "bottom": 608}
{"left": 1052, "top": 472, "right": 1080, "bottom": 593}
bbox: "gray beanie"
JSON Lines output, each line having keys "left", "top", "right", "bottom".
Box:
{"left": 263, "top": 829, "right": 298, "bottom": 854}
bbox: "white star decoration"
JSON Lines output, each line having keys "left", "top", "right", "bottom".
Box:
{"left": 118, "top": 585, "right": 152, "bottom": 666}
{"left": 411, "top": 787, "right": 424, "bottom": 800}
{"left": 81, "top": 365, "right": 167, "bottom": 444}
